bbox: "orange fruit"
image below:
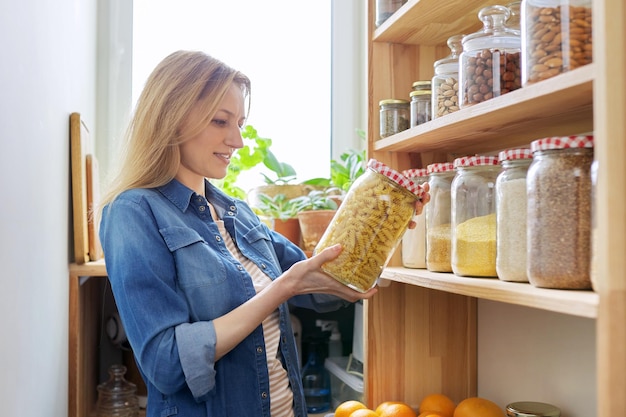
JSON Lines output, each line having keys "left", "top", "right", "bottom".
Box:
{"left": 453, "top": 397, "right": 505, "bottom": 417}
{"left": 350, "top": 409, "right": 380, "bottom": 417}
{"left": 419, "top": 393, "right": 456, "bottom": 417}
{"left": 335, "top": 400, "right": 368, "bottom": 417}
{"left": 418, "top": 413, "right": 444, "bottom": 417}
{"left": 378, "top": 402, "right": 418, "bottom": 417}
{"left": 375, "top": 401, "right": 402, "bottom": 414}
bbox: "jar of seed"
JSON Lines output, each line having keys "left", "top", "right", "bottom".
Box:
{"left": 527, "top": 135, "right": 594, "bottom": 289}
{"left": 426, "top": 162, "right": 455, "bottom": 272}
{"left": 459, "top": 5, "right": 522, "bottom": 108}
{"left": 451, "top": 155, "right": 500, "bottom": 277}
{"left": 432, "top": 34, "right": 463, "bottom": 120}
{"left": 409, "top": 84, "right": 432, "bottom": 127}
{"left": 315, "top": 159, "right": 425, "bottom": 292}
{"left": 401, "top": 168, "right": 429, "bottom": 268}
{"left": 496, "top": 148, "right": 533, "bottom": 282}
{"left": 379, "top": 99, "right": 410, "bottom": 139}
{"left": 521, "top": 0, "right": 592, "bottom": 86}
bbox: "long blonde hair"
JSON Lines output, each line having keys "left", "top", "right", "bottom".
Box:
{"left": 98, "top": 50, "right": 251, "bottom": 219}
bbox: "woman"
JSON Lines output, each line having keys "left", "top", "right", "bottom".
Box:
{"left": 99, "top": 50, "right": 428, "bottom": 417}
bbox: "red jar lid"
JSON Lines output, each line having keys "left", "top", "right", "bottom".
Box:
{"left": 402, "top": 168, "right": 429, "bottom": 178}
{"left": 368, "top": 159, "right": 425, "bottom": 198}
{"left": 498, "top": 148, "right": 533, "bottom": 161}
{"left": 427, "top": 162, "right": 455, "bottom": 173}
{"left": 454, "top": 155, "right": 499, "bottom": 168}
{"left": 531, "top": 135, "right": 594, "bottom": 152}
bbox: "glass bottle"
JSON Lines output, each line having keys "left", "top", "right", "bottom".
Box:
{"left": 426, "top": 162, "right": 455, "bottom": 272}
{"left": 401, "top": 168, "right": 429, "bottom": 268}
{"left": 301, "top": 339, "right": 331, "bottom": 414}
{"left": 409, "top": 86, "right": 432, "bottom": 127}
{"left": 451, "top": 155, "right": 500, "bottom": 277}
{"left": 375, "top": 0, "right": 407, "bottom": 27}
{"left": 459, "top": 5, "right": 522, "bottom": 108}
{"left": 527, "top": 135, "right": 594, "bottom": 289}
{"left": 96, "top": 364, "right": 139, "bottom": 417}
{"left": 495, "top": 148, "right": 533, "bottom": 282}
{"left": 379, "top": 99, "right": 410, "bottom": 139}
{"left": 521, "top": 0, "right": 592, "bottom": 86}
{"left": 432, "top": 34, "right": 464, "bottom": 120}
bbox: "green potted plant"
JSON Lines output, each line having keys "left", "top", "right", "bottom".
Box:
{"left": 254, "top": 193, "right": 302, "bottom": 245}
{"left": 292, "top": 188, "right": 341, "bottom": 255}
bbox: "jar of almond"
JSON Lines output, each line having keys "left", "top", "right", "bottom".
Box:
{"left": 431, "top": 34, "right": 463, "bottom": 119}
{"left": 521, "top": 0, "right": 592, "bottom": 85}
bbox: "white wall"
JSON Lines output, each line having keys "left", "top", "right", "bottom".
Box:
{"left": 0, "top": 0, "right": 97, "bottom": 414}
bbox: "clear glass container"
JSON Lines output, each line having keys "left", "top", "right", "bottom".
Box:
{"left": 409, "top": 88, "right": 432, "bottom": 127}
{"left": 506, "top": 401, "right": 561, "bottom": 417}
{"left": 459, "top": 5, "right": 522, "bottom": 108}
{"left": 96, "top": 364, "right": 140, "bottom": 417}
{"left": 451, "top": 155, "right": 500, "bottom": 277}
{"left": 496, "top": 148, "right": 533, "bottom": 282}
{"left": 379, "top": 99, "right": 410, "bottom": 139}
{"left": 590, "top": 158, "right": 598, "bottom": 291}
{"left": 527, "top": 135, "right": 594, "bottom": 289}
{"left": 426, "top": 162, "right": 456, "bottom": 272}
{"left": 401, "top": 168, "right": 429, "bottom": 268}
{"left": 432, "top": 34, "right": 464, "bottom": 119}
{"left": 315, "top": 159, "right": 424, "bottom": 292}
{"left": 375, "top": 0, "right": 407, "bottom": 27}
{"left": 506, "top": 1, "right": 522, "bottom": 31}
{"left": 521, "top": 0, "right": 592, "bottom": 86}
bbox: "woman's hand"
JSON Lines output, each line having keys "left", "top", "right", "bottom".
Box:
{"left": 408, "top": 182, "right": 430, "bottom": 229}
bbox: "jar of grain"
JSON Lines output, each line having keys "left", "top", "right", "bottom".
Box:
{"left": 521, "top": 0, "right": 592, "bottom": 86}
{"left": 401, "top": 168, "right": 429, "bottom": 268}
{"left": 315, "top": 159, "right": 425, "bottom": 292}
{"left": 527, "top": 135, "right": 594, "bottom": 289}
{"left": 375, "top": 0, "right": 407, "bottom": 27}
{"left": 459, "top": 5, "right": 522, "bottom": 108}
{"left": 431, "top": 34, "right": 463, "bottom": 120}
{"left": 496, "top": 148, "right": 533, "bottom": 282}
{"left": 506, "top": 401, "right": 561, "bottom": 417}
{"left": 426, "top": 162, "right": 455, "bottom": 272}
{"left": 409, "top": 87, "right": 432, "bottom": 127}
{"left": 451, "top": 155, "right": 500, "bottom": 277}
{"left": 379, "top": 99, "right": 410, "bottom": 139}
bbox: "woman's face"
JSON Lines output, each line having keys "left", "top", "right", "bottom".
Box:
{"left": 176, "top": 83, "right": 246, "bottom": 192}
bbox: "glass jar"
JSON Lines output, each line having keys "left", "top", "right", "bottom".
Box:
{"left": 527, "top": 135, "right": 594, "bottom": 289}
{"left": 506, "top": 401, "right": 561, "bottom": 417}
{"left": 521, "top": 0, "right": 592, "bottom": 86}
{"left": 315, "top": 159, "right": 424, "bottom": 292}
{"left": 401, "top": 168, "right": 429, "bottom": 268}
{"left": 379, "top": 99, "right": 410, "bottom": 139}
{"left": 96, "top": 364, "right": 140, "bottom": 417}
{"left": 451, "top": 155, "right": 500, "bottom": 277}
{"left": 409, "top": 88, "right": 432, "bottom": 127}
{"left": 375, "top": 0, "right": 407, "bottom": 27}
{"left": 459, "top": 5, "right": 522, "bottom": 108}
{"left": 432, "top": 34, "right": 463, "bottom": 119}
{"left": 496, "top": 148, "right": 533, "bottom": 282}
{"left": 426, "top": 162, "right": 455, "bottom": 272}
{"left": 590, "top": 158, "right": 598, "bottom": 291}
{"left": 506, "top": 1, "right": 522, "bottom": 32}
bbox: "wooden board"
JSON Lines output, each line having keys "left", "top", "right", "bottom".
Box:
{"left": 86, "top": 154, "right": 103, "bottom": 261}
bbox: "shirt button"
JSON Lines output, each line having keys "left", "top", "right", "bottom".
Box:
{"left": 198, "top": 206, "right": 206, "bottom": 212}
{"left": 261, "top": 392, "right": 268, "bottom": 399}
{"left": 237, "top": 265, "right": 243, "bottom": 271}
{"left": 256, "top": 346, "right": 264, "bottom": 354}
{"left": 260, "top": 263, "right": 267, "bottom": 269}
{"left": 215, "top": 236, "right": 222, "bottom": 242}
{"left": 229, "top": 205, "right": 236, "bottom": 211}
{"left": 227, "top": 211, "right": 234, "bottom": 216}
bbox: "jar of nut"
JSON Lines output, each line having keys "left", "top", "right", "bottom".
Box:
{"left": 527, "top": 135, "right": 594, "bottom": 289}
{"left": 426, "top": 162, "right": 456, "bottom": 273}
{"left": 459, "top": 5, "right": 522, "bottom": 108}
{"left": 521, "top": 0, "right": 592, "bottom": 85}
{"left": 314, "top": 159, "right": 426, "bottom": 293}
{"left": 379, "top": 99, "right": 410, "bottom": 139}
{"left": 431, "top": 34, "right": 463, "bottom": 120}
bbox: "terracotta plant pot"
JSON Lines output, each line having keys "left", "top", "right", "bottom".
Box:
{"left": 297, "top": 210, "right": 337, "bottom": 254}
{"left": 273, "top": 217, "right": 301, "bottom": 247}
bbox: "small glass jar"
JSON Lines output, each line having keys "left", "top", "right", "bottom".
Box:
{"left": 375, "top": 0, "right": 407, "bottom": 27}
{"left": 432, "top": 34, "right": 463, "bottom": 120}
{"left": 506, "top": 401, "right": 561, "bottom": 417}
{"left": 451, "top": 155, "right": 500, "bottom": 277}
{"left": 521, "top": 0, "right": 592, "bottom": 86}
{"left": 401, "top": 168, "right": 429, "bottom": 268}
{"left": 409, "top": 88, "right": 432, "bottom": 127}
{"left": 459, "top": 5, "right": 522, "bottom": 108}
{"left": 506, "top": 1, "right": 522, "bottom": 32}
{"left": 527, "top": 135, "right": 594, "bottom": 289}
{"left": 379, "top": 99, "right": 410, "bottom": 139}
{"left": 96, "top": 364, "right": 140, "bottom": 417}
{"left": 315, "top": 159, "right": 424, "bottom": 292}
{"left": 496, "top": 148, "right": 533, "bottom": 282}
{"left": 426, "top": 162, "right": 455, "bottom": 272}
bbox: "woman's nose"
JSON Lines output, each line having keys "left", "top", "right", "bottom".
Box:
{"left": 228, "top": 127, "right": 244, "bottom": 149}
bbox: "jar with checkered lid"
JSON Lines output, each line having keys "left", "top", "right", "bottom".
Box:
{"left": 527, "top": 135, "right": 594, "bottom": 289}
{"left": 451, "top": 155, "right": 501, "bottom": 277}
{"left": 401, "top": 168, "right": 429, "bottom": 268}
{"left": 426, "top": 162, "right": 456, "bottom": 272}
{"left": 496, "top": 148, "right": 533, "bottom": 282}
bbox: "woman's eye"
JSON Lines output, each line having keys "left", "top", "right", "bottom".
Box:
{"left": 212, "top": 119, "right": 228, "bottom": 127}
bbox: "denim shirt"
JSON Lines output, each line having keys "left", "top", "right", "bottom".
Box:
{"left": 100, "top": 179, "right": 348, "bottom": 417}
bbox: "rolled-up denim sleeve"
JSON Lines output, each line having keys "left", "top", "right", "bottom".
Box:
{"left": 175, "top": 322, "right": 217, "bottom": 401}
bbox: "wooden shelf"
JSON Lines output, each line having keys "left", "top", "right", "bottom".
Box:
{"left": 380, "top": 267, "right": 598, "bottom": 319}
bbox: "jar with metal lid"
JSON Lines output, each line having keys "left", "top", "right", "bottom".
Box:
{"left": 496, "top": 148, "right": 533, "bottom": 282}
{"left": 379, "top": 99, "right": 410, "bottom": 139}
{"left": 401, "top": 168, "right": 429, "bottom": 268}
{"left": 521, "top": 0, "right": 592, "bottom": 86}
{"left": 375, "top": 0, "right": 407, "bottom": 27}
{"left": 459, "top": 5, "right": 522, "bottom": 108}
{"left": 409, "top": 88, "right": 432, "bottom": 127}
{"left": 432, "top": 34, "right": 463, "bottom": 119}
{"left": 527, "top": 135, "right": 594, "bottom": 289}
{"left": 451, "top": 155, "right": 500, "bottom": 277}
{"left": 426, "top": 162, "right": 455, "bottom": 272}
{"left": 315, "top": 159, "right": 425, "bottom": 292}
{"left": 506, "top": 401, "right": 561, "bottom": 417}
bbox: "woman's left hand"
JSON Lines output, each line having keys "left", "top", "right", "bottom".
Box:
{"left": 408, "top": 182, "right": 430, "bottom": 229}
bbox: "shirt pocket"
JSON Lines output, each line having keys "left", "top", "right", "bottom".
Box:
{"left": 159, "top": 226, "right": 227, "bottom": 288}
{"left": 239, "top": 223, "right": 278, "bottom": 264}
